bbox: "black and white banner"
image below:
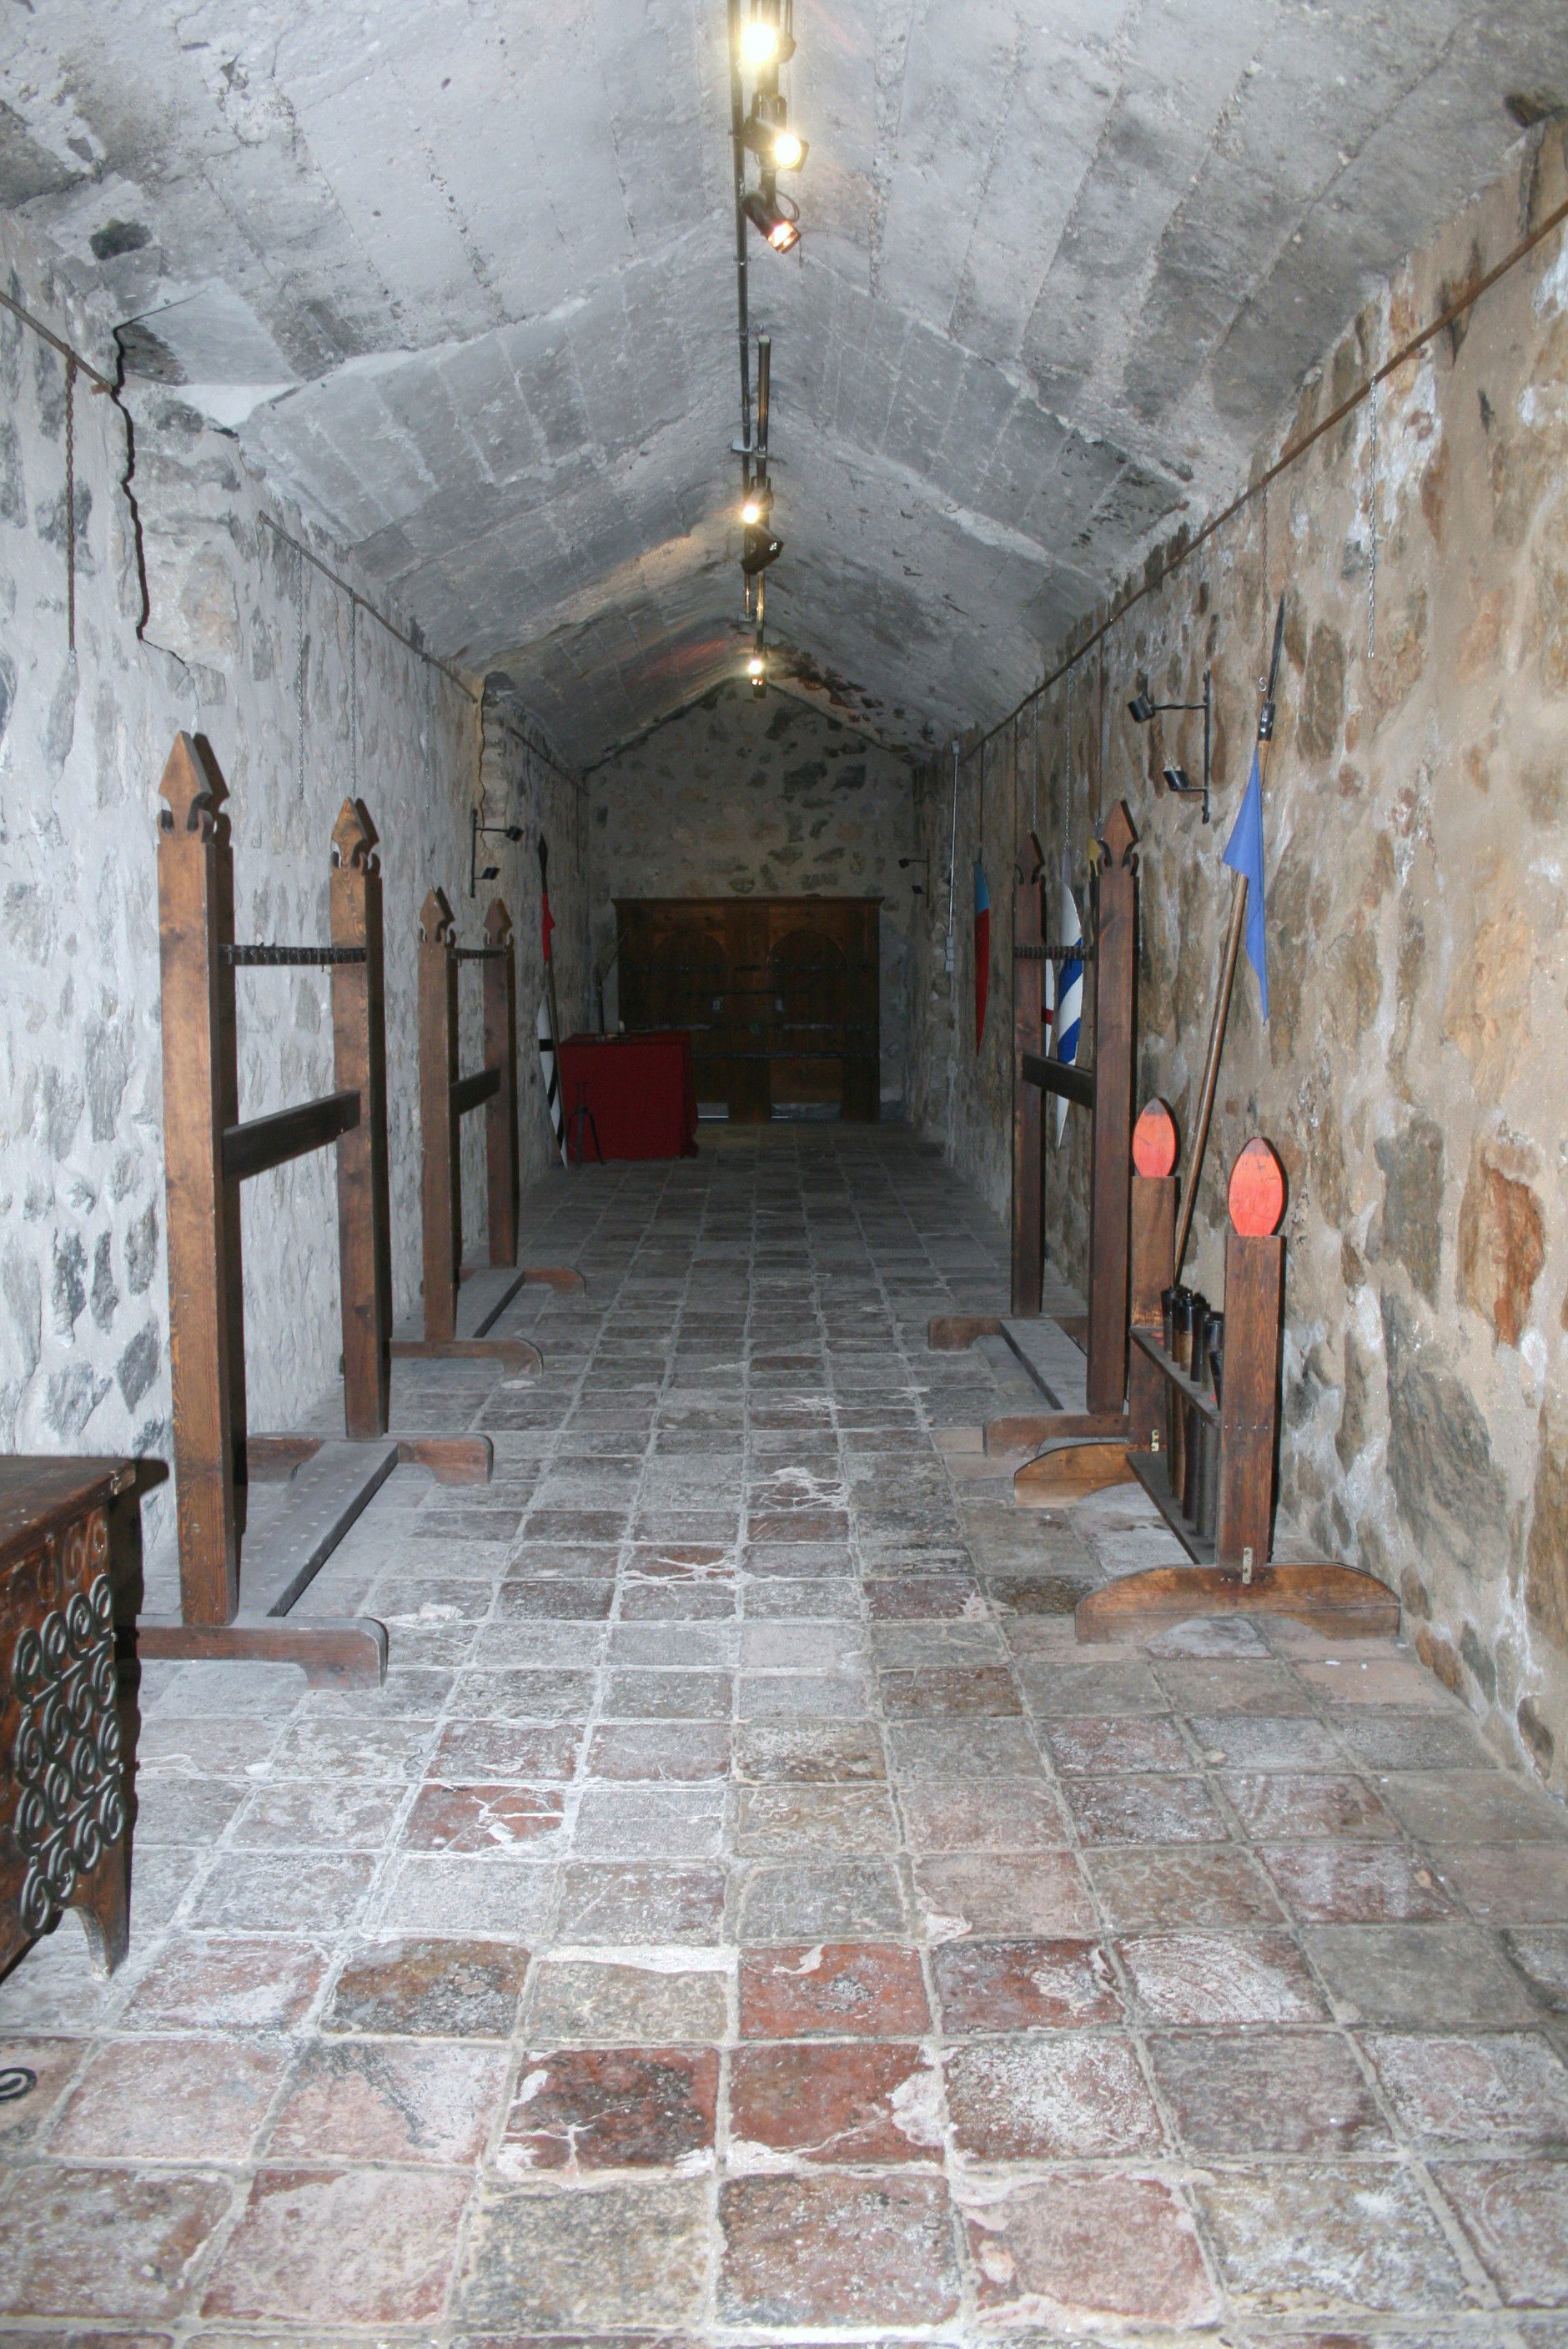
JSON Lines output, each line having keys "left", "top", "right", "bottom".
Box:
{"left": 537, "top": 997, "right": 565, "bottom": 1163}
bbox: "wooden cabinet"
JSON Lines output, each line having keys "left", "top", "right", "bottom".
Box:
{"left": 2, "top": 1457, "right": 134, "bottom": 1975}
{"left": 616, "top": 898, "right": 880, "bottom": 1123}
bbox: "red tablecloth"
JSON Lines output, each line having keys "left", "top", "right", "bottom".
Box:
{"left": 558, "top": 1032, "right": 698, "bottom": 1161}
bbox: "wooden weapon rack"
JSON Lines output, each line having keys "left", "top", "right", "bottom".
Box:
{"left": 929, "top": 800, "right": 1138, "bottom": 1455}
{"left": 145, "top": 734, "right": 491, "bottom": 1688}
{"left": 390, "top": 890, "right": 580, "bottom": 1377}
{"left": 1071, "top": 1129, "right": 1399, "bottom": 1642}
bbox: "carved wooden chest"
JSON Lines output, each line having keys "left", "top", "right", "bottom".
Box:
{"left": 1, "top": 1457, "right": 133, "bottom": 1975}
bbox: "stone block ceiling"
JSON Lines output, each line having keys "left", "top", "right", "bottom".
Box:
{"left": 3, "top": 2, "right": 1566, "bottom": 759}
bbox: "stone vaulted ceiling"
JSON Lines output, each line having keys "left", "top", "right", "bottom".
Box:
{"left": 3, "top": 3, "right": 1567, "bottom": 761}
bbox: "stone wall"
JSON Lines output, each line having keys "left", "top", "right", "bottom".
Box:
{"left": 911, "top": 125, "right": 1568, "bottom": 1793}
{"left": 587, "top": 684, "right": 918, "bottom": 1111}
{"left": 0, "top": 213, "right": 584, "bottom": 1551}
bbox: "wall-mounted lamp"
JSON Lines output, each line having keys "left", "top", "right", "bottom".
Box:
{"left": 747, "top": 637, "right": 768, "bottom": 698}
{"left": 1128, "top": 670, "right": 1213, "bottom": 824}
{"left": 470, "top": 807, "right": 525, "bottom": 897}
{"left": 743, "top": 103, "right": 807, "bottom": 172}
{"left": 739, "top": 0, "right": 795, "bottom": 70}
{"left": 741, "top": 481, "right": 772, "bottom": 527}
{"left": 899, "top": 853, "right": 928, "bottom": 898}
{"left": 741, "top": 524, "right": 784, "bottom": 576}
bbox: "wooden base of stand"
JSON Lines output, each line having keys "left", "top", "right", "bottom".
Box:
{"left": 390, "top": 1335, "right": 541, "bottom": 1374}
{"left": 524, "top": 1265, "right": 585, "bottom": 1294}
{"left": 1014, "top": 1441, "right": 1138, "bottom": 1505}
{"left": 1078, "top": 1561, "right": 1400, "bottom": 1643}
{"left": 989, "top": 1410, "right": 1129, "bottom": 1454}
{"left": 129, "top": 1614, "right": 389, "bottom": 1686}
{"left": 928, "top": 1313, "right": 1003, "bottom": 1351}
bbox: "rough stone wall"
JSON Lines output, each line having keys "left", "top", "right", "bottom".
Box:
{"left": 912, "top": 127, "right": 1568, "bottom": 1793}
{"left": 0, "top": 213, "right": 580, "bottom": 1549}
{"left": 586, "top": 684, "right": 918, "bottom": 1111}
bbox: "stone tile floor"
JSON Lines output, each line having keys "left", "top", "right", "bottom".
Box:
{"left": 4, "top": 1126, "right": 1568, "bottom": 2343}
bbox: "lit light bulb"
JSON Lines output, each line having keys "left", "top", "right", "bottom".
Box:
{"left": 771, "top": 126, "right": 805, "bottom": 170}
{"left": 747, "top": 653, "right": 766, "bottom": 679}
{"left": 740, "top": 16, "right": 779, "bottom": 67}
{"left": 767, "top": 215, "right": 798, "bottom": 252}
{"left": 741, "top": 495, "right": 763, "bottom": 526}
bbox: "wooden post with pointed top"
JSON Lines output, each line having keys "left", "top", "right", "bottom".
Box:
{"left": 419, "top": 888, "right": 462, "bottom": 1346}
{"left": 484, "top": 898, "right": 519, "bottom": 1269}
{"left": 332, "top": 801, "right": 392, "bottom": 1439}
{"left": 156, "top": 732, "right": 240, "bottom": 1626}
{"left": 1084, "top": 801, "right": 1137, "bottom": 1416}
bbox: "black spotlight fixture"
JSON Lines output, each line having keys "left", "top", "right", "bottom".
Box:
{"left": 743, "top": 98, "right": 807, "bottom": 173}
{"left": 742, "top": 186, "right": 801, "bottom": 253}
{"left": 469, "top": 808, "right": 525, "bottom": 896}
{"left": 741, "top": 523, "right": 784, "bottom": 576}
{"left": 1128, "top": 670, "right": 1214, "bottom": 823}
{"left": 739, "top": 0, "right": 795, "bottom": 71}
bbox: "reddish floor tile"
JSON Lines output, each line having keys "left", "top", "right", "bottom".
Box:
{"left": 458, "top": 2179, "right": 709, "bottom": 2331}
{"left": 1297, "top": 1657, "right": 1455, "bottom": 1708}
{"left": 1436, "top": 2160, "right": 1568, "bottom": 2306}
{"left": 1363, "top": 2031, "right": 1568, "bottom": 2149}
{"left": 501, "top": 2047, "right": 718, "bottom": 2170}
{"left": 50, "top": 2035, "right": 287, "bottom": 2162}
{"left": 324, "top": 1936, "right": 529, "bottom": 2037}
{"left": 586, "top": 1723, "right": 732, "bottom": 1779}
{"left": 1116, "top": 1931, "right": 1330, "bottom": 2024}
{"left": 879, "top": 1667, "right": 1021, "bottom": 1718}
{"left": 1154, "top": 1658, "right": 1314, "bottom": 1716}
{"left": 718, "top": 2174, "right": 959, "bottom": 2326}
{"left": 1088, "top": 1846, "right": 1285, "bottom": 1929}
{"left": 430, "top": 1722, "right": 583, "bottom": 1781}
{"left": 0, "top": 2037, "right": 88, "bottom": 2149}
{"left": 1219, "top": 1773, "right": 1397, "bottom": 1839}
{"left": 736, "top": 1720, "right": 886, "bottom": 1781}
{"left": 897, "top": 1778, "right": 1070, "bottom": 1851}
{"left": 1194, "top": 2165, "right": 1472, "bottom": 2314}
{"left": 947, "top": 2033, "right": 1163, "bottom": 2160}
{"left": 1066, "top": 1773, "right": 1229, "bottom": 1845}
{"left": 865, "top": 1577, "right": 981, "bottom": 1618}
{"left": 402, "top": 1783, "right": 565, "bottom": 1854}
{"left": 931, "top": 1937, "right": 1123, "bottom": 2033}
{"left": 118, "top": 1938, "right": 324, "bottom": 2033}
{"left": 269, "top": 2038, "right": 508, "bottom": 2162}
{"left": 730, "top": 2040, "right": 937, "bottom": 2162}
{"left": 1432, "top": 1843, "right": 1568, "bottom": 1924}
{"left": 735, "top": 1783, "right": 898, "bottom": 1854}
{"left": 202, "top": 2166, "right": 470, "bottom": 2323}
{"left": 1259, "top": 1841, "right": 1455, "bottom": 1923}
{"left": 738, "top": 1942, "right": 930, "bottom": 2038}
{"left": 916, "top": 1851, "right": 1096, "bottom": 1937}
{"left": 1147, "top": 2030, "right": 1393, "bottom": 2156}
{"left": 967, "top": 2171, "right": 1219, "bottom": 2328}
{"left": 230, "top": 1781, "right": 405, "bottom": 1849}
{"left": 0, "top": 2166, "right": 232, "bottom": 2320}
{"left": 1045, "top": 1715, "right": 1194, "bottom": 1773}
{"left": 748, "top": 1510, "right": 849, "bottom": 1542}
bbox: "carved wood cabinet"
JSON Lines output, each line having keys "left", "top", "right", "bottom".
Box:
{"left": 1, "top": 1457, "right": 134, "bottom": 1975}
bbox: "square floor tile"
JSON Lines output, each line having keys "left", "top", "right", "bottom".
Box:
{"left": 1301, "top": 1922, "right": 1545, "bottom": 2029}
{"left": 50, "top": 2035, "right": 287, "bottom": 2161}
{"left": 947, "top": 2033, "right": 1163, "bottom": 2160}
{"left": 323, "top": 1936, "right": 529, "bottom": 2037}
{"left": 1116, "top": 1930, "right": 1329, "bottom": 2024}
{"left": 915, "top": 1851, "right": 1095, "bottom": 1938}
{"left": 430, "top": 1721, "right": 583, "bottom": 1782}
{"left": 402, "top": 1783, "right": 566, "bottom": 1855}
{"left": 1435, "top": 2160, "right": 1568, "bottom": 2306}
{"left": 269, "top": 2038, "right": 507, "bottom": 2163}
{"left": 1362, "top": 2031, "right": 1568, "bottom": 2150}
{"left": 735, "top": 1784, "right": 898, "bottom": 1855}
{"left": 735, "top": 1720, "right": 886, "bottom": 1780}
{"left": 1193, "top": 2165, "right": 1473, "bottom": 2315}
{"left": 897, "top": 1778, "right": 1071, "bottom": 1851}
{"left": 737, "top": 1943, "right": 930, "bottom": 2038}
{"left": 501, "top": 2046, "right": 717, "bottom": 2170}
{"left": 730, "top": 2040, "right": 937, "bottom": 2161}
{"left": 119, "top": 1938, "right": 325, "bottom": 2033}
{"left": 1259, "top": 1841, "right": 1455, "bottom": 1923}
{"left": 1431, "top": 1844, "right": 1568, "bottom": 1924}
{"left": 1047, "top": 1715, "right": 1194, "bottom": 1773}
{"left": 718, "top": 2174, "right": 959, "bottom": 2326}
{"left": 1147, "top": 2029, "right": 1393, "bottom": 2156}
{"left": 736, "top": 1859, "right": 907, "bottom": 1940}
{"left": 931, "top": 1937, "right": 1123, "bottom": 2033}
{"left": 527, "top": 1959, "right": 729, "bottom": 2045}
{"left": 555, "top": 1864, "right": 726, "bottom": 1944}
{"left": 1088, "top": 1845, "right": 1285, "bottom": 1930}
{"left": 0, "top": 2165, "right": 232, "bottom": 2321}
{"left": 1067, "top": 1773, "right": 1229, "bottom": 1845}
{"left": 1219, "top": 1772, "right": 1396, "bottom": 1839}
{"left": 966, "top": 2172, "right": 1219, "bottom": 2328}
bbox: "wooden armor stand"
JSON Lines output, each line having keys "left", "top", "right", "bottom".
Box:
{"left": 144, "top": 734, "right": 490, "bottom": 1688}
{"left": 929, "top": 802, "right": 1138, "bottom": 1454}
{"left": 1053, "top": 1122, "right": 1398, "bottom": 1642}
{"left": 389, "top": 891, "right": 581, "bottom": 1378}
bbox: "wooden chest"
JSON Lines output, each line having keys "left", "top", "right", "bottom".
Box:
{"left": 1, "top": 1457, "right": 134, "bottom": 1976}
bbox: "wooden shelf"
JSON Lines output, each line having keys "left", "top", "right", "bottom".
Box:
{"left": 1129, "top": 1327, "right": 1219, "bottom": 1425}
{"left": 1126, "top": 1447, "right": 1214, "bottom": 1567}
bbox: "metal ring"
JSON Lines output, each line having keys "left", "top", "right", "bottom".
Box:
{"left": 94, "top": 1712, "right": 123, "bottom": 1773}
{"left": 89, "top": 1647, "right": 116, "bottom": 1710}
{"left": 14, "top": 1787, "right": 48, "bottom": 1853}
{"left": 13, "top": 1716, "right": 44, "bottom": 1785}
{"left": 43, "top": 1834, "right": 76, "bottom": 1902}
{"left": 38, "top": 1693, "right": 69, "bottom": 1758}
{"left": 17, "top": 1871, "right": 53, "bottom": 1936}
{"left": 97, "top": 1783, "right": 126, "bottom": 1844}
{"left": 10, "top": 1627, "right": 44, "bottom": 1702}
{"left": 0, "top": 2065, "right": 38, "bottom": 2105}
{"left": 72, "top": 1812, "right": 103, "bottom": 1874}
{"left": 88, "top": 1573, "right": 113, "bottom": 1632}
{"left": 65, "top": 1593, "right": 94, "bottom": 1655}
{"left": 39, "top": 1612, "right": 68, "bottom": 1674}
{"left": 42, "top": 1762, "right": 73, "bottom": 1826}
{"left": 68, "top": 1734, "right": 98, "bottom": 1801}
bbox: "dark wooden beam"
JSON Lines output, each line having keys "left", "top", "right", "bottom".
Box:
{"left": 452, "top": 1066, "right": 502, "bottom": 1117}
{"left": 222, "top": 1089, "right": 359, "bottom": 1182}
{"left": 1020, "top": 1052, "right": 1094, "bottom": 1108}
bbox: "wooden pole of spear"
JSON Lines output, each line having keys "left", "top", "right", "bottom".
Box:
{"left": 1173, "top": 593, "right": 1284, "bottom": 1280}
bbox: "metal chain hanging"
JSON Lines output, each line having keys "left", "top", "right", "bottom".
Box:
{"left": 294, "top": 541, "right": 307, "bottom": 799}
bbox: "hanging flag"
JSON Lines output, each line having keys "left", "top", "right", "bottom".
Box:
{"left": 1054, "top": 879, "right": 1083, "bottom": 1145}
{"left": 973, "top": 859, "right": 990, "bottom": 1050}
{"left": 536, "top": 833, "right": 567, "bottom": 1164}
{"left": 1221, "top": 747, "right": 1269, "bottom": 1021}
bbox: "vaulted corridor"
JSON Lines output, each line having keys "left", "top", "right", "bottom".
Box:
{"left": 4, "top": 1130, "right": 1567, "bottom": 2337}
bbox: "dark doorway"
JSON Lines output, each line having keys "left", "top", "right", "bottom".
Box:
{"left": 616, "top": 897, "right": 880, "bottom": 1122}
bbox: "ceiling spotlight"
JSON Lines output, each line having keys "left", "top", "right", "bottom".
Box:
{"left": 1128, "top": 672, "right": 1214, "bottom": 823}
{"left": 1127, "top": 692, "right": 1157, "bottom": 724}
{"left": 741, "top": 525, "right": 783, "bottom": 576}
{"left": 741, "top": 482, "right": 772, "bottom": 527}
{"left": 743, "top": 107, "right": 807, "bottom": 172}
{"left": 1162, "top": 766, "right": 1203, "bottom": 798}
{"left": 742, "top": 188, "right": 801, "bottom": 253}
{"left": 747, "top": 651, "right": 766, "bottom": 679}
